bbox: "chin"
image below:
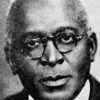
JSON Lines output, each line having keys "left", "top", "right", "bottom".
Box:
{"left": 38, "top": 94, "right": 73, "bottom": 100}
{"left": 32, "top": 88, "right": 76, "bottom": 100}
{"left": 29, "top": 77, "right": 81, "bottom": 100}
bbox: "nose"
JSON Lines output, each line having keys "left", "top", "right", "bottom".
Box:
{"left": 39, "top": 41, "right": 64, "bottom": 67}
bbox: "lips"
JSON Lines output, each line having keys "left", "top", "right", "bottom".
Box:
{"left": 40, "top": 75, "right": 70, "bottom": 87}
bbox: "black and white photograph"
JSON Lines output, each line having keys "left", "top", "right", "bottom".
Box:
{"left": 0, "top": 0, "right": 100, "bottom": 100}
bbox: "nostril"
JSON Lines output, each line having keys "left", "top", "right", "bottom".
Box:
{"left": 39, "top": 55, "right": 64, "bottom": 66}
{"left": 39, "top": 60, "right": 47, "bottom": 66}
{"left": 58, "top": 59, "right": 64, "bottom": 64}
{"left": 39, "top": 60, "right": 56, "bottom": 67}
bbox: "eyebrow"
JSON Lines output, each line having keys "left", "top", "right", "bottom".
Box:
{"left": 18, "top": 26, "right": 78, "bottom": 38}
{"left": 18, "top": 31, "right": 45, "bottom": 39}
{"left": 55, "top": 26, "right": 78, "bottom": 35}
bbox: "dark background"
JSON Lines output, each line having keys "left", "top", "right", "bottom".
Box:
{"left": 0, "top": 0, "right": 100, "bottom": 99}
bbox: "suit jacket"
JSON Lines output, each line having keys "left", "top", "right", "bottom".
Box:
{"left": 3, "top": 75, "right": 100, "bottom": 100}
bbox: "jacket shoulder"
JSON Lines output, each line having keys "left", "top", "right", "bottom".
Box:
{"left": 2, "top": 89, "right": 28, "bottom": 100}
{"left": 89, "top": 75, "right": 100, "bottom": 100}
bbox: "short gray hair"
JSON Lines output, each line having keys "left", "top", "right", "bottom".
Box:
{"left": 6, "top": 0, "right": 90, "bottom": 44}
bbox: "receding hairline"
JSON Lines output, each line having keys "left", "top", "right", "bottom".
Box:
{"left": 6, "top": 0, "right": 89, "bottom": 43}
{"left": 8, "top": 0, "right": 86, "bottom": 14}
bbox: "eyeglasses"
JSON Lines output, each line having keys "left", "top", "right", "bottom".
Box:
{"left": 11, "top": 31, "right": 85, "bottom": 60}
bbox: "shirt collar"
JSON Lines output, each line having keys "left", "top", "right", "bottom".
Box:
{"left": 28, "top": 80, "right": 90, "bottom": 100}
{"left": 74, "top": 80, "right": 90, "bottom": 100}
{"left": 29, "top": 95, "right": 34, "bottom": 100}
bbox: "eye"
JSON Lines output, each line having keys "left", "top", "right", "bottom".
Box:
{"left": 24, "top": 38, "right": 41, "bottom": 49}
{"left": 59, "top": 34, "right": 75, "bottom": 44}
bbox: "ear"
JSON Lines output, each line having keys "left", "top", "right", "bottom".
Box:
{"left": 4, "top": 43, "right": 18, "bottom": 75}
{"left": 89, "top": 32, "right": 97, "bottom": 62}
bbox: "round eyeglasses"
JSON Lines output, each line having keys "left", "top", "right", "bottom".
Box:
{"left": 11, "top": 32, "right": 85, "bottom": 60}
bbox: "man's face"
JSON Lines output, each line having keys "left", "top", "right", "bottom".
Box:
{"left": 11, "top": 0, "right": 91, "bottom": 100}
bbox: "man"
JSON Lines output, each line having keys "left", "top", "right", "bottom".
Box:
{"left": 3, "top": 0, "right": 100, "bottom": 100}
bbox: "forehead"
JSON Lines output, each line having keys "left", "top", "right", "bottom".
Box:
{"left": 16, "top": 0, "right": 83, "bottom": 36}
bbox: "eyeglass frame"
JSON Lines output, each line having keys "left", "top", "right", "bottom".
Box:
{"left": 10, "top": 28, "right": 87, "bottom": 60}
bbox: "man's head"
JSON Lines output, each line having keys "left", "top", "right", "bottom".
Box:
{"left": 5, "top": 0, "right": 97, "bottom": 100}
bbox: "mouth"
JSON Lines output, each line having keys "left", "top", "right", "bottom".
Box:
{"left": 40, "top": 75, "right": 70, "bottom": 87}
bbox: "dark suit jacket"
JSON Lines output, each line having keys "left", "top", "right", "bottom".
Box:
{"left": 3, "top": 75, "right": 100, "bottom": 100}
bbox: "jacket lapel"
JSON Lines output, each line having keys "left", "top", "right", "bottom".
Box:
{"left": 89, "top": 75, "right": 100, "bottom": 100}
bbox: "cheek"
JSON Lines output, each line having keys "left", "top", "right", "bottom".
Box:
{"left": 15, "top": 54, "right": 39, "bottom": 73}
{"left": 64, "top": 40, "right": 91, "bottom": 77}
{"left": 14, "top": 55, "right": 45, "bottom": 92}
{"left": 14, "top": 54, "right": 44, "bottom": 82}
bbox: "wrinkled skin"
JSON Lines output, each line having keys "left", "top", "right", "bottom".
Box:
{"left": 6, "top": 0, "right": 97, "bottom": 100}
